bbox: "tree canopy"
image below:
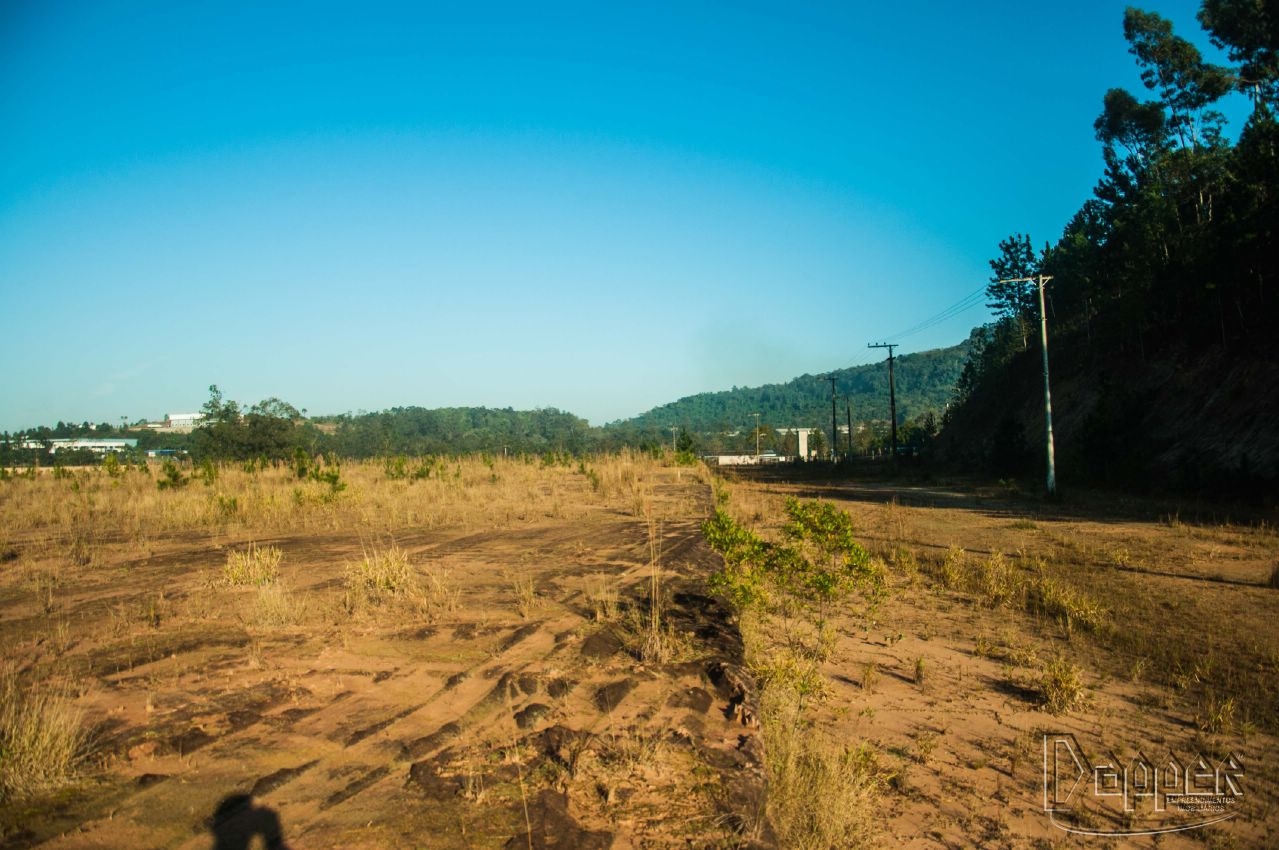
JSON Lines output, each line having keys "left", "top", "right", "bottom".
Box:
{"left": 939, "top": 3, "right": 1279, "bottom": 496}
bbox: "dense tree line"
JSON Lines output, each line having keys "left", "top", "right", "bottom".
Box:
{"left": 622, "top": 343, "right": 969, "bottom": 448}
{"left": 317, "top": 406, "right": 597, "bottom": 457}
{"left": 0, "top": 421, "right": 189, "bottom": 468}
{"left": 3, "top": 342, "right": 969, "bottom": 468}
{"left": 940, "top": 2, "right": 1279, "bottom": 495}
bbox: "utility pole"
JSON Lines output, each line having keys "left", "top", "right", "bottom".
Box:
{"left": 752, "top": 412, "right": 761, "bottom": 459}
{"left": 845, "top": 398, "right": 853, "bottom": 456}
{"left": 669, "top": 426, "right": 678, "bottom": 454}
{"left": 999, "top": 275, "right": 1056, "bottom": 496}
{"left": 831, "top": 379, "right": 839, "bottom": 461}
{"left": 868, "top": 343, "right": 898, "bottom": 464}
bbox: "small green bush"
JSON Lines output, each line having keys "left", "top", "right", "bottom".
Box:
{"left": 156, "top": 460, "right": 188, "bottom": 490}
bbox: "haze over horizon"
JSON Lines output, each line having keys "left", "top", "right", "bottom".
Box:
{"left": 1, "top": 1, "right": 1247, "bottom": 432}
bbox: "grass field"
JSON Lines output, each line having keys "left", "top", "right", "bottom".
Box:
{"left": 1, "top": 456, "right": 1276, "bottom": 849}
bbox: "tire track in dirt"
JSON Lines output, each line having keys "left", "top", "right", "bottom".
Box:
{"left": 185, "top": 615, "right": 582, "bottom": 836}
{"left": 17, "top": 479, "right": 769, "bottom": 850}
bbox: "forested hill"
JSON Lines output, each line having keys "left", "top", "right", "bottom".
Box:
{"left": 618, "top": 342, "right": 970, "bottom": 435}
{"left": 935, "top": 5, "right": 1279, "bottom": 498}
{"left": 4, "top": 343, "right": 969, "bottom": 464}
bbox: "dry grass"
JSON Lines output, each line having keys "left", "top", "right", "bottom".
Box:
{"left": 0, "top": 451, "right": 674, "bottom": 544}
{"left": 342, "top": 542, "right": 462, "bottom": 622}
{"left": 345, "top": 544, "right": 415, "bottom": 608}
{"left": 0, "top": 666, "right": 87, "bottom": 802}
{"left": 510, "top": 570, "right": 538, "bottom": 619}
{"left": 759, "top": 683, "right": 881, "bottom": 850}
{"left": 640, "top": 509, "right": 669, "bottom": 664}
{"left": 921, "top": 547, "right": 1109, "bottom": 636}
{"left": 584, "top": 573, "right": 620, "bottom": 622}
{"left": 1038, "top": 655, "right": 1086, "bottom": 715}
{"left": 223, "top": 542, "right": 282, "bottom": 586}
{"left": 252, "top": 581, "right": 306, "bottom": 627}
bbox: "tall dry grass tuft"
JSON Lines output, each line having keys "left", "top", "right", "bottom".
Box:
{"left": 223, "top": 543, "right": 282, "bottom": 586}
{"left": 0, "top": 666, "right": 87, "bottom": 801}
{"left": 1038, "top": 655, "right": 1086, "bottom": 715}
{"left": 640, "top": 507, "right": 670, "bottom": 663}
{"left": 510, "top": 570, "right": 538, "bottom": 619}
{"left": 585, "top": 573, "right": 620, "bottom": 622}
{"left": 760, "top": 682, "right": 880, "bottom": 849}
{"left": 343, "top": 543, "right": 460, "bottom": 620}
{"left": 252, "top": 581, "right": 306, "bottom": 627}
{"left": 345, "top": 543, "right": 415, "bottom": 607}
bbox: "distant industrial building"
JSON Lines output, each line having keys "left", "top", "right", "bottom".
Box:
{"left": 164, "top": 412, "right": 203, "bottom": 431}
{"left": 704, "top": 426, "right": 822, "bottom": 466}
{"left": 142, "top": 413, "right": 204, "bottom": 433}
{"left": 706, "top": 452, "right": 787, "bottom": 466}
{"left": 21, "top": 438, "right": 138, "bottom": 455}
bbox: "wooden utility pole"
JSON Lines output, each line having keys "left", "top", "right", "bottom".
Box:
{"left": 868, "top": 343, "right": 898, "bottom": 464}
{"left": 752, "top": 412, "right": 761, "bottom": 459}
{"left": 845, "top": 398, "right": 853, "bottom": 456}
{"left": 823, "top": 376, "right": 838, "bottom": 461}
{"left": 1000, "top": 275, "right": 1056, "bottom": 496}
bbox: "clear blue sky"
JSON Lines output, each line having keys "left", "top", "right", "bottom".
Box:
{"left": 0, "top": 0, "right": 1246, "bottom": 431}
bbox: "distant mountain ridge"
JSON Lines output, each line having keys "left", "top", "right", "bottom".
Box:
{"left": 619, "top": 340, "right": 971, "bottom": 434}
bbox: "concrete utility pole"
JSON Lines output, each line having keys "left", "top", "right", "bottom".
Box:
{"left": 823, "top": 375, "right": 838, "bottom": 461}
{"left": 752, "top": 412, "right": 761, "bottom": 459}
{"left": 669, "top": 426, "right": 678, "bottom": 454}
{"left": 867, "top": 343, "right": 898, "bottom": 464}
{"left": 1000, "top": 275, "right": 1056, "bottom": 496}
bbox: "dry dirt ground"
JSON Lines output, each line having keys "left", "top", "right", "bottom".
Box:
{"left": 723, "top": 471, "right": 1278, "bottom": 850}
{"left": 3, "top": 463, "right": 1278, "bottom": 849}
{"left": 1, "top": 469, "right": 765, "bottom": 849}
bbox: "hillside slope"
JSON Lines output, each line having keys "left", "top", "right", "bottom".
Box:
{"left": 936, "top": 327, "right": 1279, "bottom": 499}
{"left": 619, "top": 342, "right": 969, "bottom": 436}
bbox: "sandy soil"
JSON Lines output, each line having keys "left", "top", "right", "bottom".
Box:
{"left": 1, "top": 472, "right": 764, "bottom": 849}
{"left": 730, "top": 472, "right": 1278, "bottom": 850}
{"left": 2, "top": 466, "right": 1277, "bottom": 849}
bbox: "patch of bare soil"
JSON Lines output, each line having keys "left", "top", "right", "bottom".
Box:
{"left": 1, "top": 472, "right": 766, "bottom": 849}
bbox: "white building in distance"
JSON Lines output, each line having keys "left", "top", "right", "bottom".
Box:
{"left": 21, "top": 438, "right": 138, "bottom": 455}
{"left": 159, "top": 413, "right": 203, "bottom": 432}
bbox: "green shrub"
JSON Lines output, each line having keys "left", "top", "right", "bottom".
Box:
{"left": 156, "top": 460, "right": 188, "bottom": 490}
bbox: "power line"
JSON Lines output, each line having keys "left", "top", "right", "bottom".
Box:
{"left": 879, "top": 285, "right": 988, "bottom": 343}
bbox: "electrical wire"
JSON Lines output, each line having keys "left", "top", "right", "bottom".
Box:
{"left": 879, "top": 285, "right": 988, "bottom": 343}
